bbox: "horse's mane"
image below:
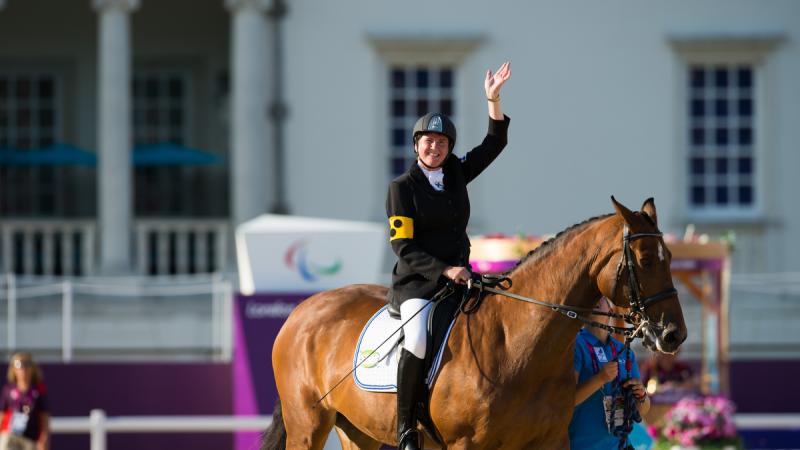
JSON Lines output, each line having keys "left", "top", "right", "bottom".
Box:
{"left": 505, "top": 213, "right": 615, "bottom": 275}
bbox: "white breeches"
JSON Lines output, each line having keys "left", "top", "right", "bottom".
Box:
{"left": 400, "top": 298, "right": 433, "bottom": 359}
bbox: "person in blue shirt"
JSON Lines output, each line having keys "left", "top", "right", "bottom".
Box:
{"left": 569, "top": 297, "right": 650, "bottom": 450}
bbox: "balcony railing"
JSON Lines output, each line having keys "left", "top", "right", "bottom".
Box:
{"left": 0, "top": 219, "right": 96, "bottom": 276}
{"left": 0, "top": 218, "right": 230, "bottom": 276}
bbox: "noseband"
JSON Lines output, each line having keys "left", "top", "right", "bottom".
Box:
{"left": 611, "top": 225, "right": 678, "bottom": 326}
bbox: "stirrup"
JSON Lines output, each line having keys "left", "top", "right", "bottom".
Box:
{"left": 398, "top": 428, "right": 421, "bottom": 450}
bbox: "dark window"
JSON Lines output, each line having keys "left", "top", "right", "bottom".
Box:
{"left": 691, "top": 186, "right": 705, "bottom": 205}
{"left": 738, "top": 127, "right": 752, "bottom": 145}
{"left": 690, "top": 158, "right": 705, "bottom": 175}
{"left": 416, "top": 99, "right": 428, "bottom": 116}
{"left": 738, "top": 185, "right": 753, "bottom": 204}
{"left": 715, "top": 128, "right": 728, "bottom": 146}
{"left": 691, "top": 128, "right": 705, "bottom": 145}
{"left": 737, "top": 67, "right": 752, "bottom": 88}
{"left": 392, "top": 99, "right": 405, "bottom": 117}
{"left": 392, "top": 69, "right": 405, "bottom": 88}
{"left": 690, "top": 68, "right": 705, "bottom": 88}
{"left": 714, "top": 67, "right": 728, "bottom": 88}
{"left": 691, "top": 99, "right": 704, "bottom": 117}
{"left": 715, "top": 158, "right": 728, "bottom": 175}
{"left": 440, "top": 69, "right": 453, "bottom": 88}
{"left": 737, "top": 158, "right": 752, "bottom": 175}
{"left": 715, "top": 186, "right": 729, "bottom": 204}
{"left": 738, "top": 98, "right": 752, "bottom": 117}
{"left": 415, "top": 69, "right": 428, "bottom": 88}
{"left": 392, "top": 128, "right": 405, "bottom": 147}
{"left": 714, "top": 99, "right": 728, "bottom": 117}
{"left": 440, "top": 99, "right": 453, "bottom": 116}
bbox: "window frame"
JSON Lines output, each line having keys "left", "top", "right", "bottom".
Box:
{"left": 368, "top": 33, "right": 485, "bottom": 191}
{"left": 670, "top": 35, "right": 782, "bottom": 223}
{"left": 0, "top": 67, "right": 66, "bottom": 216}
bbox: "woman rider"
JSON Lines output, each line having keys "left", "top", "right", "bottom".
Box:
{"left": 385, "top": 61, "right": 511, "bottom": 450}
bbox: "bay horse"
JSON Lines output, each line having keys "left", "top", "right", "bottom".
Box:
{"left": 262, "top": 197, "right": 687, "bottom": 449}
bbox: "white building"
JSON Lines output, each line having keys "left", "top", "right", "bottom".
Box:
{"left": 0, "top": 0, "right": 798, "bottom": 282}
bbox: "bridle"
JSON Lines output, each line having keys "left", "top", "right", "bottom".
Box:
{"left": 469, "top": 224, "right": 678, "bottom": 340}
{"left": 610, "top": 225, "right": 678, "bottom": 327}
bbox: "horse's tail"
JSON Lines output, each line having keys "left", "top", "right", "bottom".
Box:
{"left": 260, "top": 398, "right": 287, "bottom": 450}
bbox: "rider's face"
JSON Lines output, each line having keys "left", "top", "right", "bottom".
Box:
{"left": 415, "top": 133, "right": 450, "bottom": 169}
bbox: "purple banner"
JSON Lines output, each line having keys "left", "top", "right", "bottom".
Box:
{"left": 233, "top": 292, "right": 315, "bottom": 450}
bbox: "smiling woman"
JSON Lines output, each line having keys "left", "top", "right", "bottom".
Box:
{"left": 383, "top": 61, "right": 512, "bottom": 450}
{"left": 0, "top": 352, "right": 50, "bottom": 450}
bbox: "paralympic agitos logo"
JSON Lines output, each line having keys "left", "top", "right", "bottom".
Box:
{"left": 284, "top": 240, "right": 343, "bottom": 282}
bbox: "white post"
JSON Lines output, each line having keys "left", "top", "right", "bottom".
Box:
{"left": 1, "top": 226, "right": 12, "bottom": 274}
{"left": 156, "top": 228, "right": 169, "bottom": 275}
{"left": 62, "top": 281, "right": 74, "bottom": 362}
{"left": 43, "top": 226, "right": 55, "bottom": 276}
{"left": 226, "top": 0, "right": 273, "bottom": 228}
{"left": 6, "top": 273, "right": 15, "bottom": 352}
{"left": 89, "top": 409, "right": 107, "bottom": 450}
{"left": 222, "top": 279, "right": 234, "bottom": 361}
{"left": 135, "top": 223, "right": 147, "bottom": 275}
{"left": 176, "top": 226, "right": 189, "bottom": 274}
{"left": 211, "top": 272, "right": 222, "bottom": 360}
{"left": 23, "top": 230, "right": 34, "bottom": 275}
{"left": 63, "top": 227, "right": 75, "bottom": 276}
{"left": 95, "top": 0, "right": 139, "bottom": 275}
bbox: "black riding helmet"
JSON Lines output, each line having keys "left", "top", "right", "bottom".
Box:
{"left": 412, "top": 113, "right": 457, "bottom": 152}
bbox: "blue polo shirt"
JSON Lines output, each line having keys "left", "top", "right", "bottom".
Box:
{"left": 569, "top": 328, "right": 640, "bottom": 450}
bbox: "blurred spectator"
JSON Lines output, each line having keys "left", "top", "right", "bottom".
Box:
{"left": 641, "top": 351, "right": 697, "bottom": 396}
{"left": 0, "top": 352, "right": 50, "bottom": 450}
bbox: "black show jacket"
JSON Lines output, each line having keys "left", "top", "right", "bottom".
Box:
{"left": 386, "top": 115, "right": 510, "bottom": 309}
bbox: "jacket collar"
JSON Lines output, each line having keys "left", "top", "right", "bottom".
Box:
{"left": 409, "top": 155, "right": 456, "bottom": 193}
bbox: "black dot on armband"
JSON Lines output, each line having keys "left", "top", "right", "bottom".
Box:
{"left": 394, "top": 219, "right": 403, "bottom": 228}
{"left": 390, "top": 229, "right": 396, "bottom": 237}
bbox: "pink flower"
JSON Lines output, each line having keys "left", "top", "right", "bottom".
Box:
{"left": 656, "top": 395, "right": 739, "bottom": 445}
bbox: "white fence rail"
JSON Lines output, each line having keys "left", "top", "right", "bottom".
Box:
{"left": 2, "top": 273, "right": 234, "bottom": 361}
{"left": 52, "top": 411, "right": 272, "bottom": 450}
{"left": 48, "top": 411, "right": 800, "bottom": 450}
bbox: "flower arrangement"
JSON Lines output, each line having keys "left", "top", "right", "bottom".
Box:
{"left": 651, "top": 395, "right": 744, "bottom": 450}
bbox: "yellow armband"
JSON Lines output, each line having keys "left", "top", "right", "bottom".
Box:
{"left": 389, "top": 216, "right": 414, "bottom": 241}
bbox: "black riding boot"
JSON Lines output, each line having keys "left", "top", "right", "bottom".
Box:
{"left": 396, "top": 348, "right": 424, "bottom": 450}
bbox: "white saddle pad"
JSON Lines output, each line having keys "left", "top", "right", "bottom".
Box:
{"left": 353, "top": 305, "right": 457, "bottom": 393}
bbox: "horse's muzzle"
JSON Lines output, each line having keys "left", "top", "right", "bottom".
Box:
{"left": 642, "top": 322, "right": 687, "bottom": 354}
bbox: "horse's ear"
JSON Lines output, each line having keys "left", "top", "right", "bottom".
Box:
{"left": 611, "top": 195, "right": 636, "bottom": 226}
{"left": 641, "top": 197, "right": 657, "bottom": 226}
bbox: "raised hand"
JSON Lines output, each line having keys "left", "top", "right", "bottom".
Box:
{"left": 485, "top": 61, "right": 511, "bottom": 100}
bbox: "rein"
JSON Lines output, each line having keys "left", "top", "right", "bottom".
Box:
{"left": 469, "top": 226, "right": 677, "bottom": 338}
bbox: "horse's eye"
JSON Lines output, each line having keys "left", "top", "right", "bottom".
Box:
{"left": 640, "top": 257, "right": 653, "bottom": 269}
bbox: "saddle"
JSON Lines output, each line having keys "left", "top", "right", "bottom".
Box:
{"left": 354, "top": 286, "right": 466, "bottom": 446}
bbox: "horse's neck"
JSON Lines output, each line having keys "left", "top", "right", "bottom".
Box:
{"left": 470, "top": 219, "right": 616, "bottom": 380}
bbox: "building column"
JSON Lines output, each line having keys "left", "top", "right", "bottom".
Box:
{"left": 94, "top": 0, "right": 139, "bottom": 274}
{"left": 226, "top": 0, "right": 273, "bottom": 228}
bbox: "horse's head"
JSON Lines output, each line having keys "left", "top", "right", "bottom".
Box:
{"left": 597, "top": 196, "right": 687, "bottom": 354}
